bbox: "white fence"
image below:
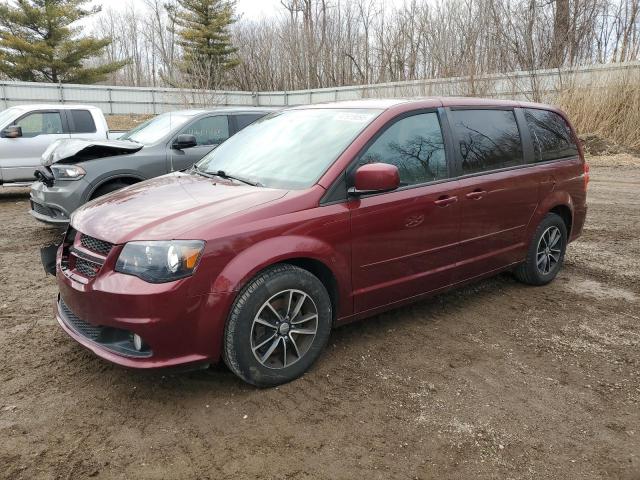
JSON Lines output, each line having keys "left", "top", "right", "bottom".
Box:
{"left": 1, "top": 61, "right": 639, "bottom": 115}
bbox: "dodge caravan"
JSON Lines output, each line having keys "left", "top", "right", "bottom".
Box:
{"left": 49, "top": 98, "right": 588, "bottom": 386}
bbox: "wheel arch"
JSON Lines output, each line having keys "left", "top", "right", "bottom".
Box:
{"left": 280, "top": 258, "right": 340, "bottom": 322}
{"left": 528, "top": 190, "right": 575, "bottom": 242}
{"left": 548, "top": 204, "right": 573, "bottom": 238}
{"left": 86, "top": 173, "right": 146, "bottom": 200}
{"left": 210, "top": 236, "right": 351, "bottom": 321}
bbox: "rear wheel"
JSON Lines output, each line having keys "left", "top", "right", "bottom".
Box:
{"left": 514, "top": 212, "right": 567, "bottom": 285}
{"left": 223, "top": 264, "right": 332, "bottom": 387}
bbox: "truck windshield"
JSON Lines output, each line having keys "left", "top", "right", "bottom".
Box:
{"left": 120, "top": 112, "right": 192, "bottom": 145}
{"left": 196, "top": 108, "right": 381, "bottom": 190}
{"left": 0, "top": 107, "right": 22, "bottom": 128}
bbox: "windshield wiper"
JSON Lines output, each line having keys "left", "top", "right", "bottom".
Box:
{"left": 212, "top": 170, "right": 261, "bottom": 187}
{"left": 190, "top": 164, "right": 216, "bottom": 178}
{"left": 191, "top": 166, "right": 261, "bottom": 187}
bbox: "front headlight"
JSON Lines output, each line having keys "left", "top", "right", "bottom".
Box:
{"left": 115, "top": 240, "right": 205, "bottom": 283}
{"left": 50, "top": 164, "right": 86, "bottom": 180}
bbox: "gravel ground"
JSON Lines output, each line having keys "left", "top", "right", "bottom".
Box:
{"left": 1, "top": 155, "right": 639, "bottom": 480}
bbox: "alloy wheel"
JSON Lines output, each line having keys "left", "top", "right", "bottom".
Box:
{"left": 250, "top": 289, "right": 319, "bottom": 369}
{"left": 536, "top": 226, "right": 562, "bottom": 275}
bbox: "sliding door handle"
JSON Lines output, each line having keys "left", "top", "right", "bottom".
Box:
{"left": 465, "top": 190, "right": 487, "bottom": 200}
{"left": 434, "top": 195, "right": 458, "bottom": 207}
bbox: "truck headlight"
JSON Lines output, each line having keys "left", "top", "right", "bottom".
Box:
{"left": 50, "top": 164, "right": 86, "bottom": 180}
{"left": 115, "top": 240, "right": 205, "bottom": 283}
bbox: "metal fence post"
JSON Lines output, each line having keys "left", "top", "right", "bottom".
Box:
{"left": 151, "top": 88, "right": 157, "bottom": 115}
{"left": 58, "top": 81, "right": 64, "bottom": 103}
{"left": 107, "top": 88, "right": 113, "bottom": 115}
{"left": 1, "top": 82, "right": 7, "bottom": 108}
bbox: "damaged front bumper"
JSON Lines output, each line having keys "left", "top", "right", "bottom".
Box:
{"left": 30, "top": 177, "right": 89, "bottom": 225}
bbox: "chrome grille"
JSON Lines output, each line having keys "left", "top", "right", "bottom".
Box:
{"left": 80, "top": 234, "right": 113, "bottom": 256}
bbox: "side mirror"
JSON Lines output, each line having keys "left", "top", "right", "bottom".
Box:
{"left": 172, "top": 134, "right": 197, "bottom": 150}
{"left": 349, "top": 163, "right": 400, "bottom": 195}
{"left": 1, "top": 125, "right": 22, "bottom": 138}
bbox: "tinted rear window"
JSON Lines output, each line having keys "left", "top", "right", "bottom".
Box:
{"left": 525, "top": 109, "right": 578, "bottom": 162}
{"left": 451, "top": 109, "right": 523, "bottom": 174}
{"left": 235, "top": 113, "right": 265, "bottom": 131}
{"left": 69, "top": 110, "right": 96, "bottom": 133}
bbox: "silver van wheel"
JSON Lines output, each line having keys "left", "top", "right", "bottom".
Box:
{"left": 536, "top": 226, "right": 562, "bottom": 275}
{"left": 250, "top": 289, "right": 319, "bottom": 369}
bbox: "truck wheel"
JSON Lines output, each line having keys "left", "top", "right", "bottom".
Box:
{"left": 223, "top": 264, "right": 332, "bottom": 387}
{"left": 514, "top": 213, "right": 568, "bottom": 286}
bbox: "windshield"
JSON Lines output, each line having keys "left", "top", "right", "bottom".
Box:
{"left": 0, "top": 107, "right": 22, "bottom": 128}
{"left": 196, "top": 108, "right": 381, "bottom": 189}
{"left": 120, "top": 112, "right": 193, "bottom": 145}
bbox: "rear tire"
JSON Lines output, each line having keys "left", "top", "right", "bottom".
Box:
{"left": 514, "top": 212, "right": 567, "bottom": 286}
{"left": 223, "top": 264, "right": 332, "bottom": 387}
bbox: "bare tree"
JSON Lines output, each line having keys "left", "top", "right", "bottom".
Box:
{"left": 87, "top": 0, "right": 640, "bottom": 91}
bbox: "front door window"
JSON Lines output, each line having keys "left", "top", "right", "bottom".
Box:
{"left": 17, "top": 111, "right": 64, "bottom": 137}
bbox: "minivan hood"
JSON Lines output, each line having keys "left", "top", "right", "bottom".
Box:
{"left": 72, "top": 173, "right": 288, "bottom": 243}
{"left": 42, "top": 138, "right": 142, "bottom": 166}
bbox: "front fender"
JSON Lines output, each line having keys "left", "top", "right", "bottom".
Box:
{"left": 84, "top": 170, "right": 146, "bottom": 201}
{"left": 210, "top": 235, "right": 352, "bottom": 316}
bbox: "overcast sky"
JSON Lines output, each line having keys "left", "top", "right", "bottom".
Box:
{"left": 86, "top": 0, "right": 406, "bottom": 20}
{"left": 0, "top": 0, "right": 409, "bottom": 24}
{"left": 236, "top": 0, "right": 284, "bottom": 19}
{"left": 0, "top": 0, "right": 310, "bottom": 19}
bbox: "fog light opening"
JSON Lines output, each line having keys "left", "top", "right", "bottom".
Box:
{"left": 132, "top": 334, "right": 144, "bottom": 352}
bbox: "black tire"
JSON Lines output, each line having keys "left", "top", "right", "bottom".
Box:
{"left": 223, "top": 264, "right": 332, "bottom": 387}
{"left": 91, "top": 180, "right": 130, "bottom": 199}
{"left": 514, "top": 212, "right": 568, "bottom": 286}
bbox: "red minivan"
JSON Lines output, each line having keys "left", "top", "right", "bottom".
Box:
{"left": 52, "top": 98, "right": 588, "bottom": 386}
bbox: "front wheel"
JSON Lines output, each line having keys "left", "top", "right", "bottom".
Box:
{"left": 91, "top": 180, "right": 130, "bottom": 199}
{"left": 223, "top": 264, "right": 332, "bottom": 387}
{"left": 514, "top": 212, "right": 568, "bottom": 286}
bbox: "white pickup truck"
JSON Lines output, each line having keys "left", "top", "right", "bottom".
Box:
{"left": 0, "top": 104, "right": 124, "bottom": 187}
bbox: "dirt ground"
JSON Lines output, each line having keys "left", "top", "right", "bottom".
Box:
{"left": 1, "top": 154, "right": 639, "bottom": 480}
{"left": 106, "top": 114, "right": 153, "bottom": 132}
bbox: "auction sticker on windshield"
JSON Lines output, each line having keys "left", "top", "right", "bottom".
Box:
{"left": 334, "top": 112, "right": 377, "bottom": 123}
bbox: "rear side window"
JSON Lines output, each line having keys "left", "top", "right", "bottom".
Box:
{"left": 235, "top": 113, "right": 265, "bottom": 131}
{"left": 451, "top": 109, "right": 523, "bottom": 174}
{"left": 180, "top": 115, "right": 229, "bottom": 146}
{"left": 69, "top": 110, "right": 97, "bottom": 133}
{"left": 525, "top": 109, "right": 578, "bottom": 162}
{"left": 360, "top": 112, "right": 448, "bottom": 186}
